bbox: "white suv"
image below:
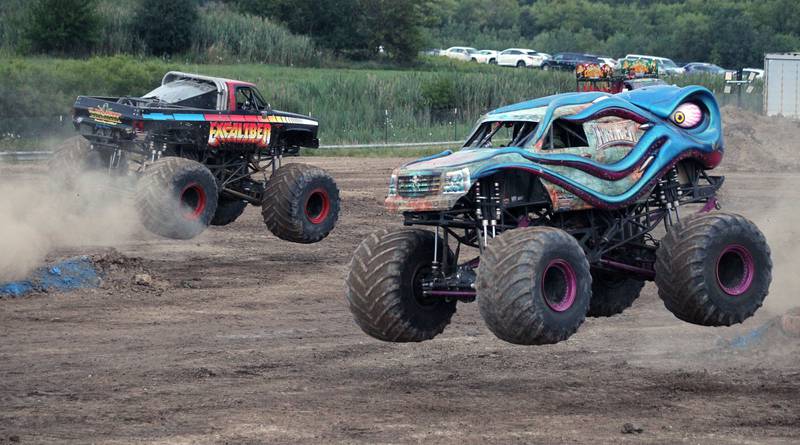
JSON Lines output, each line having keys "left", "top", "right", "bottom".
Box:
{"left": 497, "top": 48, "right": 549, "bottom": 68}
{"left": 442, "top": 47, "right": 490, "bottom": 63}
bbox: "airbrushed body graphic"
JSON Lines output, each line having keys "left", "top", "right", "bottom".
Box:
{"left": 347, "top": 84, "right": 771, "bottom": 347}
{"left": 386, "top": 85, "right": 722, "bottom": 213}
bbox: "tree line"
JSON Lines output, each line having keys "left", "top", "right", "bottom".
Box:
{"left": 2, "top": 0, "right": 798, "bottom": 68}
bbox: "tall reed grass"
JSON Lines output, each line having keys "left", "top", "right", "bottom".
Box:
{"left": 0, "top": 57, "right": 764, "bottom": 147}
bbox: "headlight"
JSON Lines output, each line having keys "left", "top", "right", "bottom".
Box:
{"left": 442, "top": 168, "right": 471, "bottom": 194}
{"left": 388, "top": 174, "right": 397, "bottom": 196}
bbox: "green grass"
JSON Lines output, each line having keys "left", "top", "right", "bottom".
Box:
{"left": 301, "top": 146, "right": 446, "bottom": 158}
{"left": 0, "top": 56, "right": 764, "bottom": 152}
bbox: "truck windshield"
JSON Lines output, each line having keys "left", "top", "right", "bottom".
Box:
{"left": 464, "top": 121, "right": 538, "bottom": 149}
{"left": 142, "top": 80, "right": 217, "bottom": 109}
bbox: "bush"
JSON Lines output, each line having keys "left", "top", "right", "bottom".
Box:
{"left": 421, "top": 76, "right": 457, "bottom": 118}
{"left": 134, "top": 0, "right": 198, "bottom": 56}
{"left": 21, "top": 0, "right": 100, "bottom": 55}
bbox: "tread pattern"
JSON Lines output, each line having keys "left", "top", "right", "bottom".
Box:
{"left": 135, "top": 157, "right": 218, "bottom": 240}
{"left": 655, "top": 211, "right": 772, "bottom": 326}
{"left": 48, "top": 138, "right": 95, "bottom": 187}
{"left": 477, "top": 227, "right": 592, "bottom": 345}
{"left": 587, "top": 271, "right": 645, "bottom": 317}
{"left": 211, "top": 198, "right": 248, "bottom": 226}
{"left": 345, "top": 228, "right": 456, "bottom": 342}
{"left": 262, "top": 163, "right": 340, "bottom": 244}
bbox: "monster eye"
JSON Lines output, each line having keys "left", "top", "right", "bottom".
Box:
{"left": 671, "top": 102, "right": 703, "bottom": 128}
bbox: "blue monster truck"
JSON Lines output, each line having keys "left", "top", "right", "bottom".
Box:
{"left": 346, "top": 85, "right": 772, "bottom": 345}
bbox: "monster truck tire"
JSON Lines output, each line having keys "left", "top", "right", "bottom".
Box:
{"left": 135, "top": 157, "right": 218, "bottom": 240}
{"left": 48, "top": 137, "right": 104, "bottom": 187}
{"left": 477, "top": 227, "right": 592, "bottom": 345}
{"left": 587, "top": 270, "right": 645, "bottom": 317}
{"left": 346, "top": 228, "right": 457, "bottom": 342}
{"left": 655, "top": 212, "right": 771, "bottom": 326}
{"left": 262, "top": 163, "right": 339, "bottom": 244}
{"left": 211, "top": 197, "right": 248, "bottom": 226}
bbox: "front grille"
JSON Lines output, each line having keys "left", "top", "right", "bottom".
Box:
{"left": 397, "top": 174, "right": 441, "bottom": 197}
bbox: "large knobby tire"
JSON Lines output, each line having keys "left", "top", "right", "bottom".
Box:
{"left": 655, "top": 212, "right": 772, "bottom": 326}
{"left": 346, "top": 228, "right": 457, "bottom": 342}
{"left": 211, "top": 197, "right": 248, "bottom": 226}
{"left": 587, "top": 270, "right": 645, "bottom": 317}
{"left": 48, "top": 137, "right": 105, "bottom": 187}
{"left": 262, "top": 163, "right": 339, "bottom": 244}
{"left": 135, "top": 157, "right": 218, "bottom": 240}
{"left": 477, "top": 227, "right": 592, "bottom": 345}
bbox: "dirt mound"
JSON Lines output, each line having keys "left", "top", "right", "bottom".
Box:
{"left": 89, "top": 248, "right": 170, "bottom": 295}
{"left": 722, "top": 107, "right": 800, "bottom": 172}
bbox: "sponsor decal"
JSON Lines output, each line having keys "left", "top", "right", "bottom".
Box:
{"left": 592, "top": 120, "right": 638, "bottom": 149}
{"left": 208, "top": 121, "right": 271, "bottom": 147}
{"left": 619, "top": 59, "right": 658, "bottom": 78}
{"left": 576, "top": 63, "right": 613, "bottom": 80}
{"left": 88, "top": 103, "right": 122, "bottom": 125}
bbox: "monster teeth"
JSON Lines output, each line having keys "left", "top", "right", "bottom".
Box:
{"left": 638, "top": 155, "right": 655, "bottom": 173}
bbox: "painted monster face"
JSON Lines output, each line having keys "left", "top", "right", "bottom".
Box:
{"left": 671, "top": 102, "right": 703, "bottom": 128}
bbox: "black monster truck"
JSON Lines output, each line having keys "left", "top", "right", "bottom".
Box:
{"left": 346, "top": 85, "right": 772, "bottom": 345}
{"left": 54, "top": 71, "right": 339, "bottom": 242}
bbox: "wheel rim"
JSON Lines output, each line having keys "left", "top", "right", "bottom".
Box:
{"left": 305, "top": 188, "right": 331, "bottom": 224}
{"left": 412, "top": 264, "right": 437, "bottom": 308}
{"left": 716, "top": 244, "right": 755, "bottom": 296}
{"left": 181, "top": 183, "right": 207, "bottom": 220}
{"left": 541, "top": 259, "right": 577, "bottom": 312}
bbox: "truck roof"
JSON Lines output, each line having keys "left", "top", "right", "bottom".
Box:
{"left": 162, "top": 71, "right": 256, "bottom": 88}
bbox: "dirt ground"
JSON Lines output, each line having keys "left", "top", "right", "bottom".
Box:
{"left": 1, "top": 155, "right": 799, "bottom": 444}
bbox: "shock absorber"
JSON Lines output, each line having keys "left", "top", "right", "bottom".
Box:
{"left": 474, "top": 180, "right": 490, "bottom": 249}
{"left": 491, "top": 181, "right": 501, "bottom": 237}
{"left": 658, "top": 167, "right": 682, "bottom": 225}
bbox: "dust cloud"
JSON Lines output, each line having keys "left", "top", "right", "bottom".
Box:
{"left": 753, "top": 192, "right": 800, "bottom": 315}
{"left": 0, "top": 169, "right": 141, "bottom": 282}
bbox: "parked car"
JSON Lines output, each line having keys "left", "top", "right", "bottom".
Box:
{"left": 497, "top": 48, "right": 548, "bottom": 68}
{"left": 540, "top": 53, "right": 602, "bottom": 71}
{"left": 620, "top": 54, "right": 685, "bottom": 75}
{"left": 683, "top": 62, "right": 730, "bottom": 76}
{"left": 742, "top": 68, "right": 765, "bottom": 80}
{"left": 442, "top": 47, "right": 490, "bottom": 63}
{"left": 479, "top": 50, "right": 499, "bottom": 64}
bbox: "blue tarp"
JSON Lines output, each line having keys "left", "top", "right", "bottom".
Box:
{"left": 0, "top": 256, "right": 100, "bottom": 297}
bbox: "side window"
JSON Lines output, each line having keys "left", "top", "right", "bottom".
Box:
{"left": 235, "top": 87, "right": 267, "bottom": 112}
{"left": 543, "top": 119, "right": 588, "bottom": 150}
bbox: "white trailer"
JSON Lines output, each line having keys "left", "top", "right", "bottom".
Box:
{"left": 765, "top": 53, "right": 800, "bottom": 119}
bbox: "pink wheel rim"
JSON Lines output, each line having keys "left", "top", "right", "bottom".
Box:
{"left": 181, "top": 183, "right": 207, "bottom": 221}
{"left": 715, "top": 244, "right": 755, "bottom": 296}
{"left": 541, "top": 259, "right": 577, "bottom": 312}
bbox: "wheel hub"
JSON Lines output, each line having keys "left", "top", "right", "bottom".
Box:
{"left": 181, "top": 183, "right": 207, "bottom": 220}
{"left": 716, "top": 244, "right": 755, "bottom": 296}
{"left": 305, "top": 188, "right": 330, "bottom": 224}
{"left": 542, "top": 259, "right": 577, "bottom": 312}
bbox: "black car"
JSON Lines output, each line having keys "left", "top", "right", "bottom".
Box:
{"left": 541, "top": 52, "right": 602, "bottom": 71}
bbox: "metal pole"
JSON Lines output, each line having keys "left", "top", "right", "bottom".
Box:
{"left": 454, "top": 108, "right": 458, "bottom": 140}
